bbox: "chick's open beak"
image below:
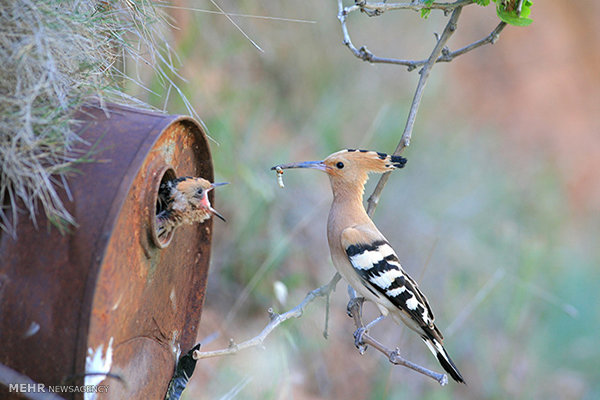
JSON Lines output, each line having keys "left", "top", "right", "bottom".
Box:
{"left": 209, "top": 182, "right": 229, "bottom": 189}
{"left": 209, "top": 206, "right": 226, "bottom": 222}
{"left": 206, "top": 182, "right": 228, "bottom": 222}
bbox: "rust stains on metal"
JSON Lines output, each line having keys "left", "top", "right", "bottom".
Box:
{"left": 0, "top": 103, "right": 214, "bottom": 399}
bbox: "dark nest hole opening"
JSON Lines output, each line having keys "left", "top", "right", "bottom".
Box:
{"left": 151, "top": 167, "right": 176, "bottom": 248}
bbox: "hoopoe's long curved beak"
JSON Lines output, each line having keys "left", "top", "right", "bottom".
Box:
{"left": 207, "top": 182, "right": 228, "bottom": 222}
{"left": 271, "top": 161, "right": 327, "bottom": 172}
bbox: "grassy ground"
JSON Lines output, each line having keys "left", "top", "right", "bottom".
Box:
{"left": 138, "top": 1, "right": 600, "bottom": 398}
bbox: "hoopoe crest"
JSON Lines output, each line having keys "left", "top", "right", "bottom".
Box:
{"left": 272, "top": 149, "right": 465, "bottom": 383}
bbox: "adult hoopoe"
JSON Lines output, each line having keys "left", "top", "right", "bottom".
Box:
{"left": 156, "top": 176, "right": 228, "bottom": 239}
{"left": 272, "top": 149, "right": 465, "bottom": 383}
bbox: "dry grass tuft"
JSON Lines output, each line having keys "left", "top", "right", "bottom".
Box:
{"left": 0, "top": 0, "right": 184, "bottom": 237}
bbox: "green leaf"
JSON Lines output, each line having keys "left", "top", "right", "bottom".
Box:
{"left": 420, "top": 0, "right": 434, "bottom": 19}
{"left": 476, "top": 0, "right": 491, "bottom": 6}
{"left": 493, "top": 0, "right": 533, "bottom": 26}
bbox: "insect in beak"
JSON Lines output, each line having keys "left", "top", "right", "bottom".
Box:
{"left": 271, "top": 160, "right": 328, "bottom": 172}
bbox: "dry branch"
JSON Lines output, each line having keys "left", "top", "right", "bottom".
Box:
{"left": 366, "top": 6, "right": 463, "bottom": 215}
{"left": 193, "top": 270, "right": 447, "bottom": 384}
{"left": 338, "top": 1, "right": 505, "bottom": 71}
{"left": 0, "top": 1, "right": 190, "bottom": 236}
{"left": 193, "top": 274, "right": 341, "bottom": 360}
{"left": 356, "top": 0, "right": 473, "bottom": 14}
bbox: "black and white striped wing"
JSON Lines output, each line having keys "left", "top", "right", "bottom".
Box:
{"left": 341, "top": 227, "right": 465, "bottom": 383}
{"left": 342, "top": 231, "right": 437, "bottom": 333}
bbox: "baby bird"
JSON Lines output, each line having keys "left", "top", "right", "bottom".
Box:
{"left": 272, "top": 149, "right": 464, "bottom": 383}
{"left": 156, "top": 176, "right": 228, "bottom": 239}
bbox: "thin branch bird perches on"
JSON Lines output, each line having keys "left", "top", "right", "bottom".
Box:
{"left": 346, "top": 287, "right": 448, "bottom": 385}
{"left": 193, "top": 274, "right": 342, "bottom": 360}
{"left": 193, "top": 271, "right": 449, "bottom": 384}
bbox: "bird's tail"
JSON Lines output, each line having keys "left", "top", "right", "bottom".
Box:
{"left": 421, "top": 334, "right": 465, "bottom": 384}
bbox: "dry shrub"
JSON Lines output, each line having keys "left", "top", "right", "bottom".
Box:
{"left": 0, "top": 0, "right": 183, "bottom": 236}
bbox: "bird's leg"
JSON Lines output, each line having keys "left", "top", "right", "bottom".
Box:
{"left": 365, "top": 314, "right": 385, "bottom": 330}
{"left": 353, "top": 314, "right": 386, "bottom": 354}
{"left": 346, "top": 296, "right": 364, "bottom": 318}
{"left": 346, "top": 291, "right": 370, "bottom": 353}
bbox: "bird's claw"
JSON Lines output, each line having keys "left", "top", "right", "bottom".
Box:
{"left": 346, "top": 296, "right": 364, "bottom": 317}
{"left": 353, "top": 327, "right": 368, "bottom": 354}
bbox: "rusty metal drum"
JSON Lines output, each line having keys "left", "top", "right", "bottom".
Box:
{"left": 0, "top": 103, "right": 215, "bottom": 399}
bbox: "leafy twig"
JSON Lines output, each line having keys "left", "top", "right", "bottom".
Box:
{"left": 337, "top": 0, "right": 510, "bottom": 202}
{"left": 338, "top": 2, "right": 509, "bottom": 219}
{"left": 193, "top": 274, "right": 341, "bottom": 360}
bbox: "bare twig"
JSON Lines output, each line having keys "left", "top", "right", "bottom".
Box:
{"left": 193, "top": 274, "right": 341, "bottom": 360}
{"left": 357, "top": 0, "right": 474, "bottom": 14}
{"left": 322, "top": 273, "right": 339, "bottom": 338}
{"left": 366, "top": 7, "right": 463, "bottom": 216}
{"left": 338, "top": 1, "right": 426, "bottom": 69}
{"left": 338, "top": 1, "right": 506, "bottom": 71}
{"left": 397, "top": 7, "right": 463, "bottom": 148}
{"left": 346, "top": 292, "right": 448, "bottom": 385}
{"left": 437, "top": 21, "right": 508, "bottom": 62}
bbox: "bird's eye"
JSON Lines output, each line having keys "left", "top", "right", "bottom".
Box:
{"left": 336, "top": 162, "right": 344, "bottom": 169}
{"left": 196, "top": 188, "right": 204, "bottom": 195}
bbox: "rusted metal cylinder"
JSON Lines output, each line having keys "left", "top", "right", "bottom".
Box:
{"left": 0, "top": 103, "right": 215, "bottom": 399}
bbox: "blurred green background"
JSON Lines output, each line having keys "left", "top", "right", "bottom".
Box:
{"left": 140, "top": 1, "right": 600, "bottom": 399}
